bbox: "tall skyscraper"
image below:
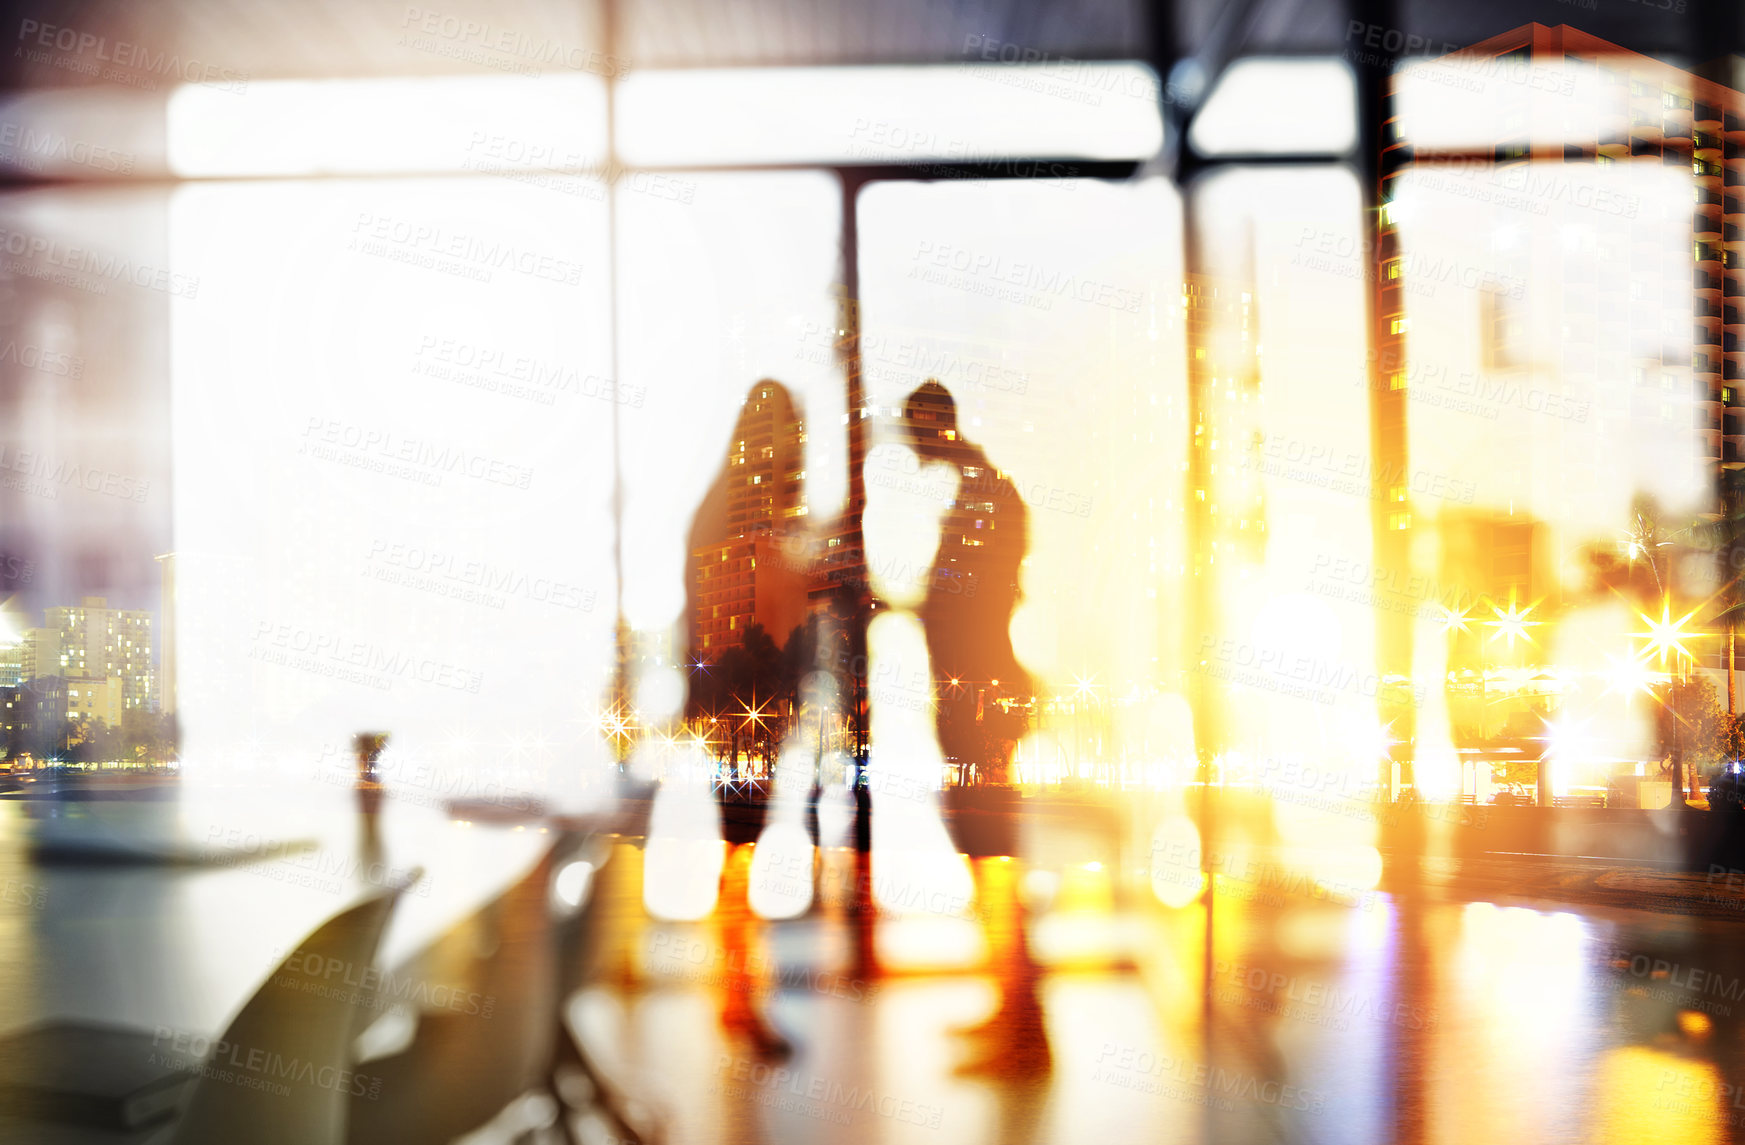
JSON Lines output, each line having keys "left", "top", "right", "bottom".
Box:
{"left": 19, "top": 627, "right": 59, "bottom": 685}
{"left": 690, "top": 383, "right": 812, "bottom": 657}
{"left": 1385, "top": 24, "right": 1743, "bottom": 676}
{"left": 1185, "top": 274, "right": 1265, "bottom": 580}
{"left": 1184, "top": 273, "right": 1266, "bottom": 754}
{"left": 31, "top": 597, "right": 155, "bottom": 712}
{"left": 156, "top": 553, "right": 176, "bottom": 715}
{"left": 1395, "top": 23, "right": 1733, "bottom": 463}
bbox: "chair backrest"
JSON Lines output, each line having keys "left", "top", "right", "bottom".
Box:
{"left": 551, "top": 831, "right": 614, "bottom": 996}
{"left": 347, "top": 842, "right": 562, "bottom": 1144}
{"left": 171, "top": 878, "right": 413, "bottom": 1145}
{"left": 467, "top": 842, "right": 562, "bottom": 1096}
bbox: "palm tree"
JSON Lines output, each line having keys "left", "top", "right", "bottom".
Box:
{"left": 1599, "top": 496, "right": 1717, "bottom": 800}
{"left": 1617, "top": 494, "right": 1744, "bottom": 716}
{"left": 1621, "top": 504, "right": 1675, "bottom": 597}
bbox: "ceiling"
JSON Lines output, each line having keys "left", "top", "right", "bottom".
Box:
{"left": 0, "top": 0, "right": 1738, "bottom": 89}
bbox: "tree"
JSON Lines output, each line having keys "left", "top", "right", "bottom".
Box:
{"left": 1658, "top": 674, "right": 1727, "bottom": 789}
{"left": 781, "top": 616, "right": 821, "bottom": 711}
{"left": 58, "top": 719, "right": 99, "bottom": 764}
{"left": 75, "top": 720, "right": 122, "bottom": 765}
{"left": 1578, "top": 497, "right": 1677, "bottom": 607}
{"left": 739, "top": 623, "right": 784, "bottom": 703}
{"left": 1490, "top": 711, "right": 1545, "bottom": 786}
{"left": 1726, "top": 710, "right": 1745, "bottom": 767}
{"left": 121, "top": 708, "right": 178, "bottom": 765}
{"left": 689, "top": 623, "right": 789, "bottom": 773}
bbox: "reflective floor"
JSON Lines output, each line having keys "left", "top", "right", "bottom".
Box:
{"left": 573, "top": 836, "right": 1745, "bottom": 1145}
{"left": 8, "top": 793, "right": 1745, "bottom": 1145}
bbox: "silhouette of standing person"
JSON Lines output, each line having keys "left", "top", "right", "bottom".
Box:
{"left": 684, "top": 380, "right": 815, "bottom": 1059}
{"left": 903, "top": 381, "right": 1031, "bottom": 781}
{"left": 684, "top": 381, "right": 812, "bottom": 723}
{"left": 902, "top": 380, "right": 1049, "bottom": 1076}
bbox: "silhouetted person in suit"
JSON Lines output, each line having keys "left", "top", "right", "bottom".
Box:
{"left": 903, "top": 380, "right": 1048, "bottom": 1077}
{"left": 904, "top": 381, "right": 1031, "bottom": 782}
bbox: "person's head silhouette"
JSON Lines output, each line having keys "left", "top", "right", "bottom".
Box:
{"left": 903, "top": 380, "right": 960, "bottom": 464}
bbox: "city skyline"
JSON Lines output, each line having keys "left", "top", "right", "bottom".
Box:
{"left": 0, "top": 592, "right": 165, "bottom": 763}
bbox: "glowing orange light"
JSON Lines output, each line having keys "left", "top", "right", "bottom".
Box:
{"left": 1633, "top": 600, "right": 1701, "bottom": 667}
{"left": 1484, "top": 595, "right": 1541, "bottom": 650}
{"left": 1600, "top": 653, "right": 1658, "bottom": 701}
{"left": 739, "top": 695, "right": 770, "bottom": 731}
{"left": 1678, "top": 1010, "right": 1713, "bottom": 1038}
{"left": 1437, "top": 603, "right": 1472, "bottom": 635}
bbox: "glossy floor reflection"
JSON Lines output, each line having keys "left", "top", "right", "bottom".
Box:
{"left": 7, "top": 794, "right": 1745, "bottom": 1145}
{"left": 575, "top": 837, "right": 1745, "bottom": 1145}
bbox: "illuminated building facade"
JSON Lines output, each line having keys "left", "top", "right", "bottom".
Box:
{"left": 691, "top": 384, "right": 811, "bottom": 656}
{"left": 1382, "top": 24, "right": 1745, "bottom": 697}
{"left": 23, "top": 597, "right": 155, "bottom": 713}
{"left": 157, "top": 553, "right": 177, "bottom": 716}
{"left": 1185, "top": 273, "right": 1265, "bottom": 752}
{"left": 693, "top": 534, "right": 811, "bottom": 657}
{"left": 0, "top": 674, "right": 121, "bottom": 760}
{"left": 1186, "top": 275, "right": 1265, "bottom": 580}
{"left": 63, "top": 677, "right": 125, "bottom": 728}
{"left": 1391, "top": 23, "right": 1735, "bottom": 478}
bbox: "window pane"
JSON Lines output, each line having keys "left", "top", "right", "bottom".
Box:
{"left": 0, "top": 187, "right": 172, "bottom": 654}
{"left": 859, "top": 177, "right": 1188, "bottom": 787}
{"left": 615, "top": 170, "right": 844, "bottom": 634}
{"left": 1188, "top": 58, "right": 1357, "bottom": 156}
{"left": 1394, "top": 52, "right": 1621, "bottom": 153}
{"left": 168, "top": 75, "right": 608, "bottom": 178}
{"left": 1188, "top": 166, "right": 1383, "bottom": 802}
{"left": 169, "top": 175, "right": 616, "bottom": 799}
{"left": 1389, "top": 157, "right": 1705, "bottom": 799}
{"left": 617, "top": 65, "right": 1162, "bottom": 167}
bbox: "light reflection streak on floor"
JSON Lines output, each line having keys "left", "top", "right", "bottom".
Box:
{"left": 580, "top": 836, "right": 1745, "bottom": 1145}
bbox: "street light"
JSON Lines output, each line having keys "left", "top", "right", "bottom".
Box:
{"left": 1484, "top": 594, "right": 1541, "bottom": 652}
{"left": 1634, "top": 600, "right": 1701, "bottom": 667}
{"left": 1634, "top": 598, "right": 1705, "bottom": 804}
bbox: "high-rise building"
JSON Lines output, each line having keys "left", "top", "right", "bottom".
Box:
{"left": 1, "top": 675, "right": 120, "bottom": 757}
{"left": 63, "top": 677, "right": 124, "bottom": 727}
{"left": 1384, "top": 24, "right": 1745, "bottom": 680}
{"left": 1185, "top": 274, "right": 1265, "bottom": 580}
{"left": 19, "top": 628, "right": 58, "bottom": 685}
{"left": 31, "top": 597, "right": 154, "bottom": 712}
{"left": 690, "top": 383, "right": 812, "bottom": 657}
{"left": 726, "top": 384, "right": 806, "bottom": 535}
{"left": 1183, "top": 273, "right": 1265, "bottom": 752}
{"left": 693, "top": 534, "right": 812, "bottom": 656}
{"left": 157, "top": 553, "right": 176, "bottom": 715}
{"left": 0, "top": 685, "right": 19, "bottom": 748}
